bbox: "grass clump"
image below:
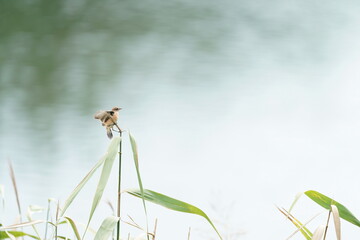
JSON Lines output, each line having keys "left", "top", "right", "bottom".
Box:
{"left": 1, "top": 132, "right": 222, "bottom": 240}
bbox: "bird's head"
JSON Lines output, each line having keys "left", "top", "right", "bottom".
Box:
{"left": 112, "top": 107, "right": 122, "bottom": 111}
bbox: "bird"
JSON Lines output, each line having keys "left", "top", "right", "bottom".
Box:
{"left": 94, "top": 107, "right": 122, "bottom": 139}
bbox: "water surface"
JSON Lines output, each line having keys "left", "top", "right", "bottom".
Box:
{"left": 2, "top": 0, "right": 360, "bottom": 239}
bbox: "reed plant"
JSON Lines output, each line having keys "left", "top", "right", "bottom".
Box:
{"left": 3, "top": 130, "right": 360, "bottom": 239}
{"left": 278, "top": 190, "right": 360, "bottom": 240}
{"left": 0, "top": 131, "right": 222, "bottom": 240}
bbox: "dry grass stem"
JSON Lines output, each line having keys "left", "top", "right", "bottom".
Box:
{"left": 8, "top": 161, "right": 22, "bottom": 217}
{"left": 152, "top": 219, "right": 158, "bottom": 240}
{"left": 322, "top": 209, "right": 332, "bottom": 240}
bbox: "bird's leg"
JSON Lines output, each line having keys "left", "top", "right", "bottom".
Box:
{"left": 112, "top": 126, "right": 120, "bottom": 133}
{"left": 112, "top": 125, "right": 123, "bottom": 133}
{"left": 110, "top": 119, "right": 122, "bottom": 133}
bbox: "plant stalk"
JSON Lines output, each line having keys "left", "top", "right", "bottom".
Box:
{"left": 44, "top": 199, "right": 51, "bottom": 240}
{"left": 323, "top": 209, "right": 332, "bottom": 240}
{"left": 116, "top": 128, "right": 123, "bottom": 240}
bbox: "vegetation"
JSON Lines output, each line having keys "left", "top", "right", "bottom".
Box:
{"left": 278, "top": 190, "right": 360, "bottom": 240}
{"left": 1, "top": 132, "right": 360, "bottom": 239}
{"left": 0, "top": 132, "right": 222, "bottom": 240}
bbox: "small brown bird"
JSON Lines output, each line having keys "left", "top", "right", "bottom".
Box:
{"left": 94, "top": 107, "right": 122, "bottom": 139}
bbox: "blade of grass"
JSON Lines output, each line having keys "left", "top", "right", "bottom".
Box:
{"left": 44, "top": 200, "right": 51, "bottom": 240}
{"left": 8, "top": 161, "right": 22, "bottom": 218}
{"left": 289, "top": 192, "right": 303, "bottom": 213}
{"left": 2, "top": 231, "right": 16, "bottom": 240}
{"left": 305, "top": 190, "right": 360, "bottom": 227}
{"left": 312, "top": 225, "right": 325, "bottom": 240}
{"left": 26, "top": 205, "right": 44, "bottom": 239}
{"left": 60, "top": 137, "right": 120, "bottom": 217}
{"left": 57, "top": 236, "right": 74, "bottom": 240}
{"left": 83, "top": 137, "right": 121, "bottom": 238}
{"left": 277, "top": 206, "right": 312, "bottom": 240}
{"left": 94, "top": 216, "right": 119, "bottom": 240}
{"left": 55, "top": 200, "right": 60, "bottom": 240}
{"left": 125, "top": 189, "right": 222, "bottom": 240}
{"left": 331, "top": 205, "right": 341, "bottom": 240}
{"left": 64, "top": 217, "right": 81, "bottom": 240}
{"left": 0, "top": 221, "right": 44, "bottom": 230}
{"left": 44, "top": 198, "right": 57, "bottom": 240}
{"left": 129, "top": 133, "right": 149, "bottom": 239}
{"left": 0, "top": 231, "right": 38, "bottom": 240}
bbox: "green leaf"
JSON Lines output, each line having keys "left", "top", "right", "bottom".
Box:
{"left": 94, "top": 216, "right": 119, "bottom": 240}
{"left": 289, "top": 192, "right": 303, "bottom": 213}
{"left": 0, "top": 230, "right": 38, "bottom": 239}
{"left": 84, "top": 137, "right": 121, "bottom": 236}
{"left": 126, "top": 189, "right": 222, "bottom": 240}
{"left": 60, "top": 137, "right": 121, "bottom": 217}
{"left": 305, "top": 190, "right": 360, "bottom": 227}
{"left": 277, "top": 206, "right": 312, "bottom": 240}
{"left": 26, "top": 205, "right": 43, "bottom": 239}
{"left": 129, "top": 133, "right": 149, "bottom": 236}
{"left": 64, "top": 216, "right": 81, "bottom": 240}
{"left": 1, "top": 231, "right": 15, "bottom": 240}
{"left": 57, "top": 236, "right": 73, "bottom": 240}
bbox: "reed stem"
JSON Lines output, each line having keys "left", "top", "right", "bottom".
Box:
{"left": 323, "top": 209, "right": 332, "bottom": 240}
{"left": 116, "top": 129, "right": 123, "bottom": 240}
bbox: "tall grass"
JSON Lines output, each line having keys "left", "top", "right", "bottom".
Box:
{"left": 6, "top": 125, "right": 359, "bottom": 239}
{"left": 116, "top": 130, "right": 122, "bottom": 240}
{"left": 0, "top": 132, "right": 222, "bottom": 240}
{"left": 279, "top": 190, "right": 360, "bottom": 240}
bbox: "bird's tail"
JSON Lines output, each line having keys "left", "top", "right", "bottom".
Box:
{"left": 106, "top": 127, "right": 113, "bottom": 139}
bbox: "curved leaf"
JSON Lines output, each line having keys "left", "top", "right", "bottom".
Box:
{"left": 0, "top": 230, "right": 38, "bottom": 239}
{"left": 289, "top": 192, "right": 303, "bottom": 213}
{"left": 277, "top": 206, "right": 312, "bottom": 240}
{"left": 94, "top": 216, "right": 119, "bottom": 240}
{"left": 331, "top": 205, "right": 341, "bottom": 240}
{"left": 0, "top": 220, "right": 43, "bottom": 230}
{"left": 311, "top": 225, "right": 325, "bottom": 240}
{"left": 61, "top": 137, "right": 121, "bottom": 217}
{"left": 84, "top": 137, "right": 121, "bottom": 236}
{"left": 305, "top": 190, "right": 360, "bottom": 227}
{"left": 64, "top": 216, "right": 81, "bottom": 240}
{"left": 129, "top": 133, "right": 149, "bottom": 238}
{"left": 126, "top": 189, "right": 222, "bottom": 240}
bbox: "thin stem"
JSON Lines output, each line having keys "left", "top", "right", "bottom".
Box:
{"left": 8, "top": 160, "right": 24, "bottom": 240}
{"left": 153, "top": 219, "right": 158, "bottom": 240}
{"left": 116, "top": 130, "right": 123, "bottom": 240}
{"left": 8, "top": 161, "right": 22, "bottom": 217}
{"left": 44, "top": 199, "right": 51, "bottom": 240}
{"left": 55, "top": 200, "right": 60, "bottom": 240}
{"left": 323, "top": 209, "right": 332, "bottom": 240}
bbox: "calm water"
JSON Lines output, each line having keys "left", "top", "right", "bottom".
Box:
{"left": 2, "top": 0, "right": 360, "bottom": 239}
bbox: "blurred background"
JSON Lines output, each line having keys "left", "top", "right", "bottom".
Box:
{"left": 1, "top": 0, "right": 360, "bottom": 239}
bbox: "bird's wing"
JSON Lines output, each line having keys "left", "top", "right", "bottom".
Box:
{"left": 106, "top": 111, "right": 115, "bottom": 116}
{"left": 94, "top": 110, "right": 107, "bottom": 119}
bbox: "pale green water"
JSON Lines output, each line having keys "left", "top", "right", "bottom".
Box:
{"left": 2, "top": 0, "right": 360, "bottom": 239}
